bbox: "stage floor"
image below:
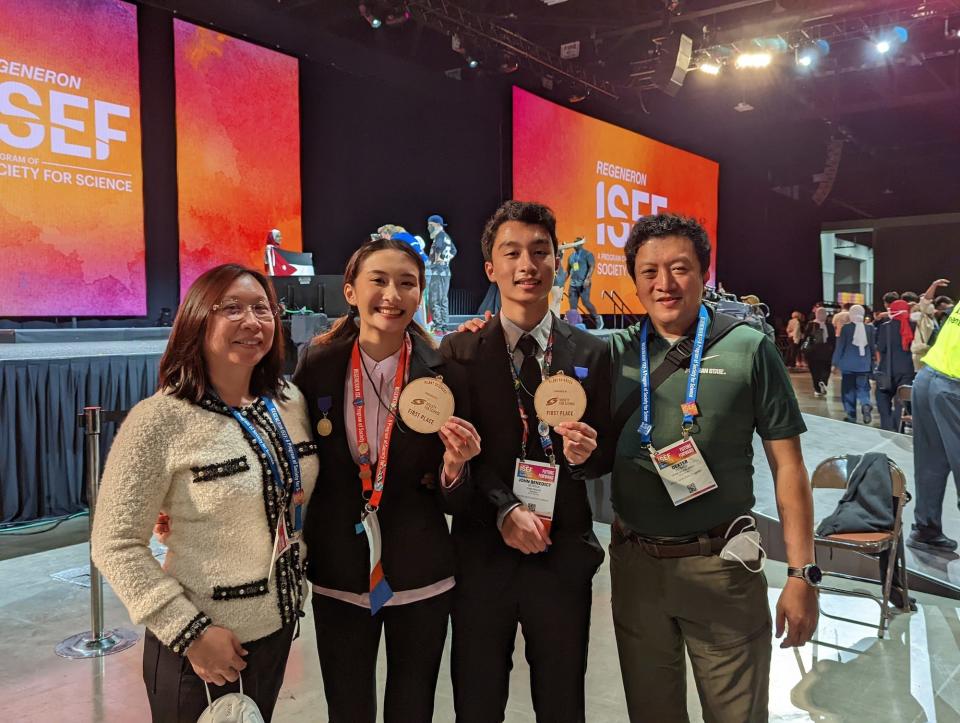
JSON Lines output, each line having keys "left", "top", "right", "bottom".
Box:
{"left": 1, "top": 525, "right": 958, "bottom": 722}
{"left": 0, "top": 339, "right": 168, "bottom": 361}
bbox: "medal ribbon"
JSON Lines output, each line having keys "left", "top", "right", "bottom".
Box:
{"left": 351, "top": 334, "right": 412, "bottom": 512}
{"left": 227, "top": 399, "right": 304, "bottom": 533}
{"left": 637, "top": 304, "right": 710, "bottom": 448}
{"left": 506, "top": 329, "right": 556, "bottom": 464}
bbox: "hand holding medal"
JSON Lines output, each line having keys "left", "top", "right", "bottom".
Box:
{"left": 532, "top": 366, "right": 595, "bottom": 466}
{"left": 438, "top": 416, "right": 482, "bottom": 481}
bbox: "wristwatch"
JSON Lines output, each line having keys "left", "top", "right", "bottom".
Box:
{"left": 787, "top": 563, "right": 823, "bottom": 587}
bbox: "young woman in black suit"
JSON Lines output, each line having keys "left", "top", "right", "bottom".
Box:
{"left": 293, "top": 236, "right": 480, "bottom": 723}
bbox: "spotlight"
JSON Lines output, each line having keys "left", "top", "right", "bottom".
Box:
{"left": 359, "top": 2, "right": 409, "bottom": 29}
{"left": 874, "top": 26, "right": 908, "bottom": 55}
{"left": 735, "top": 52, "right": 772, "bottom": 69}
{"left": 698, "top": 62, "right": 721, "bottom": 75}
{"left": 796, "top": 39, "right": 829, "bottom": 68}
{"left": 467, "top": 57, "right": 479, "bottom": 69}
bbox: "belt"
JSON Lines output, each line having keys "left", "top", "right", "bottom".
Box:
{"left": 612, "top": 516, "right": 751, "bottom": 559}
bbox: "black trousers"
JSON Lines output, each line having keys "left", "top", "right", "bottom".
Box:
{"left": 452, "top": 561, "right": 593, "bottom": 723}
{"left": 142, "top": 623, "right": 294, "bottom": 723}
{"left": 808, "top": 359, "right": 832, "bottom": 393}
{"left": 312, "top": 590, "right": 452, "bottom": 723}
{"left": 876, "top": 371, "right": 915, "bottom": 431}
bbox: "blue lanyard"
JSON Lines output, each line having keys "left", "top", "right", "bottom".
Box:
{"left": 228, "top": 398, "right": 304, "bottom": 532}
{"left": 637, "top": 304, "right": 710, "bottom": 448}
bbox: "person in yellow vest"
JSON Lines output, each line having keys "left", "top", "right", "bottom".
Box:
{"left": 907, "top": 283, "right": 960, "bottom": 552}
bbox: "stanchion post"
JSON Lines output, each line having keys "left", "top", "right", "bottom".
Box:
{"left": 55, "top": 406, "right": 139, "bottom": 659}
{"left": 84, "top": 406, "right": 105, "bottom": 643}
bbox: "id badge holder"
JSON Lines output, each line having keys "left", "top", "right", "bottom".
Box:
{"left": 267, "top": 517, "right": 296, "bottom": 585}
{"left": 512, "top": 458, "right": 560, "bottom": 533}
{"left": 649, "top": 437, "right": 718, "bottom": 506}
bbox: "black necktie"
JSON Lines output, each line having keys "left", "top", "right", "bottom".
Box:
{"left": 516, "top": 334, "right": 545, "bottom": 460}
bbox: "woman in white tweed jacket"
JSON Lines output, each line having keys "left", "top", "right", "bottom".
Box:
{"left": 91, "top": 264, "right": 318, "bottom": 722}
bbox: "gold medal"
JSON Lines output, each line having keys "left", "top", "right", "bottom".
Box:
{"left": 398, "top": 376, "right": 456, "bottom": 434}
{"left": 316, "top": 417, "right": 333, "bottom": 437}
{"left": 534, "top": 371, "right": 587, "bottom": 427}
{"left": 358, "top": 441, "right": 370, "bottom": 455}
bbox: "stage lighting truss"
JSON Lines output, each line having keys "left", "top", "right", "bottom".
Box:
{"left": 406, "top": 0, "right": 618, "bottom": 99}
{"left": 627, "top": 1, "right": 955, "bottom": 88}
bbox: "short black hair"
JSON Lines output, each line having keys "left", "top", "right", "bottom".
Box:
{"left": 481, "top": 200, "right": 558, "bottom": 262}
{"left": 882, "top": 291, "right": 900, "bottom": 306}
{"left": 934, "top": 294, "right": 953, "bottom": 309}
{"left": 901, "top": 291, "right": 920, "bottom": 303}
{"left": 623, "top": 213, "right": 711, "bottom": 280}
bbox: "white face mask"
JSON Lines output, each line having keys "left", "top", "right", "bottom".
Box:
{"left": 718, "top": 515, "right": 765, "bottom": 573}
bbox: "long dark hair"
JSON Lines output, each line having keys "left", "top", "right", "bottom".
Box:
{"left": 314, "top": 236, "right": 434, "bottom": 347}
{"left": 159, "top": 264, "right": 287, "bottom": 401}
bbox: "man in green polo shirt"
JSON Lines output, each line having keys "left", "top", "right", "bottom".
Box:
{"left": 607, "top": 214, "right": 819, "bottom": 722}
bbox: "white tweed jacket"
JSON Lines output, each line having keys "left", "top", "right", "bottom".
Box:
{"left": 91, "top": 382, "right": 319, "bottom": 653}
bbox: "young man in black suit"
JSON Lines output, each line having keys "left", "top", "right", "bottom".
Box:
{"left": 441, "top": 201, "right": 611, "bottom": 722}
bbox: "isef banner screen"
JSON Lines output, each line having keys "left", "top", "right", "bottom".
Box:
{"left": 513, "top": 87, "right": 718, "bottom": 314}
{"left": 0, "top": 0, "right": 145, "bottom": 316}
{"left": 174, "top": 21, "right": 302, "bottom": 295}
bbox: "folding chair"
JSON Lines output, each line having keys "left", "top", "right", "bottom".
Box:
{"left": 812, "top": 456, "right": 911, "bottom": 638}
{"left": 897, "top": 385, "right": 913, "bottom": 435}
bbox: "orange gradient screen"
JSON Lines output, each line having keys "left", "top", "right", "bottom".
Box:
{"left": 512, "top": 87, "right": 718, "bottom": 314}
{"left": 0, "top": 0, "right": 144, "bottom": 316}
{"left": 174, "top": 22, "right": 302, "bottom": 295}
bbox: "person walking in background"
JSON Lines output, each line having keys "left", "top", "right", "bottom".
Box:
{"left": 786, "top": 311, "right": 804, "bottom": 368}
{"left": 875, "top": 298, "right": 916, "bottom": 431}
{"left": 833, "top": 303, "right": 852, "bottom": 338}
{"left": 804, "top": 307, "right": 834, "bottom": 397}
{"left": 912, "top": 279, "right": 952, "bottom": 370}
{"left": 832, "top": 304, "right": 877, "bottom": 425}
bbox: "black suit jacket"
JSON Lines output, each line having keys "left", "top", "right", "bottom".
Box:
{"left": 440, "top": 314, "right": 610, "bottom": 596}
{"left": 293, "top": 333, "right": 472, "bottom": 594}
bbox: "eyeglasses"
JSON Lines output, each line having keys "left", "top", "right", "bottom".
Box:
{"left": 211, "top": 300, "right": 277, "bottom": 322}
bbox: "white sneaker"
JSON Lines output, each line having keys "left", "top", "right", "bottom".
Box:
{"left": 818, "top": 381, "right": 828, "bottom": 395}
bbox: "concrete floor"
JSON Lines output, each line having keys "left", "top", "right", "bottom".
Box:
{"left": 2, "top": 523, "right": 960, "bottom": 722}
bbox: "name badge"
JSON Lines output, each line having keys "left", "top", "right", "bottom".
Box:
{"left": 512, "top": 458, "right": 560, "bottom": 531}
{"left": 267, "top": 517, "right": 298, "bottom": 584}
{"left": 649, "top": 437, "right": 718, "bottom": 506}
{"left": 572, "top": 262, "right": 580, "bottom": 271}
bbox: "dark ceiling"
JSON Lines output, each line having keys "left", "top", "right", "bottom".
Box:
{"left": 255, "top": 0, "right": 960, "bottom": 221}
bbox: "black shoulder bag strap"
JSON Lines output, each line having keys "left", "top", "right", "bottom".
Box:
{"left": 612, "top": 312, "right": 746, "bottom": 435}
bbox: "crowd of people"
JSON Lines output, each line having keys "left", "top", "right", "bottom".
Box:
{"left": 780, "top": 281, "right": 954, "bottom": 431}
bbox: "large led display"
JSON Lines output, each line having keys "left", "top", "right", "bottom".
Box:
{"left": 513, "top": 87, "right": 719, "bottom": 314}
{"left": 0, "top": 0, "right": 145, "bottom": 316}
{"left": 174, "top": 21, "right": 302, "bottom": 295}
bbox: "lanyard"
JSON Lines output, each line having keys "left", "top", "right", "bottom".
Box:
{"left": 637, "top": 304, "right": 710, "bottom": 448}
{"left": 351, "top": 334, "right": 411, "bottom": 514}
{"left": 506, "top": 330, "right": 556, "bottom": 465}
{"left": 227, "top": 398, "right": 304, "bottom": 532}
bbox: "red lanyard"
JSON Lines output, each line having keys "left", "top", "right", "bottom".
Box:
{"left": 351, "top": 334, "right": 411, "bottom": 513}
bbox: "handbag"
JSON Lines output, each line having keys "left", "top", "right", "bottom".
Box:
{"left": 197, "top": 674, "right": 264, "bottom": 723}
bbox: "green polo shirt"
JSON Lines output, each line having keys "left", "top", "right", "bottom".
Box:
{"left": 609, "top": 312, "right": 806, "bottom": 536}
